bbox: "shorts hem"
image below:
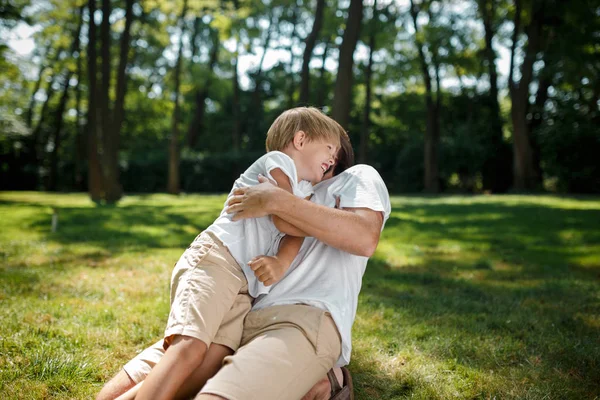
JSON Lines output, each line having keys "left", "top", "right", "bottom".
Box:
{"left": 164, "top": 327, "right": 212, "bottom": 349}
{"left": 212, "top": 335, "right": 240, "bottom": 352}
{"left": 200, "top": 381, "right": 246, "bottom": 400}
{"left": 122, "top": 364, "right": 145, "bottom": 384}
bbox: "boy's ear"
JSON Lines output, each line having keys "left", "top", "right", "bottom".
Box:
{"left": 293, "top": 130, "right": 306, "bottom": 150}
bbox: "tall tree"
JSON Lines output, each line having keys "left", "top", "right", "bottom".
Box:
{"left": 299, "top": 0, "right": 325, "bottom": 104}
{"left": 409, "top": 0, "right": 441, "bottom": 193}
{"left": 187, "top": 24, "right": 220, "bottom": 149}
{"left": 332, "top": 0, "right": 364, "bottom": 129}
{"left": 48, "top": 5, "right": 84, "bottom": 191}
{"left": 359, "top": 0, "right": 378, "bottom": 163}
{"left": 87, "top": 0, "right": 103, "bottom": 201}
{"left": 508, "top": 0, "right": 543, "bottom": 190}
{"left": 478, "top": 0, "right": 510, "bottom": 192}
{"left": 167, "top": 0, "right": 189, "bottom": 194}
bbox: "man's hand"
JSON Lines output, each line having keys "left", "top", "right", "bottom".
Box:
{"left": 248, "top": 255, "right": 289, "bottom": 287}
{"left": 226, "top": 175, "right": 283, "bottom": 221}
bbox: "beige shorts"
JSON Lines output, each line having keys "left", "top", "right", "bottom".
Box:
{"left": 164, "top": 231, "right": 251, "bottom": 350}
{"left": 124, "top": 286, "right": 252, "bottom": 384}
{"left": 199, "top": 304, "right": 342, "bottom": 400}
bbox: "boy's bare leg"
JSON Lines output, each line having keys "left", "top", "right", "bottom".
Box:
{"left": 114, "top": 382, "right": 142, "bottom": 400}
{"left": 97, "top": 343, "right": 232, "bottom": 400}
{"left": 96, "top": 370, "right": 137, "bottom": 400}
{"left": 175, "top": 343, "right": 233, "bottom": 400}
{"left": 136, "top": 335, "right": 208, "bottom": 400}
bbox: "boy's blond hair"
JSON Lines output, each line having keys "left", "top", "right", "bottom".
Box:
{"left": 265, "top": 107, "right": 344, "bottom": 152}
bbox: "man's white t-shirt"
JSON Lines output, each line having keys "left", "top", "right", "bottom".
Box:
{"left": 206, "top": 151, "right": 313, "bottom": 297}
{"left": 252, "top": 164, "right": 391, "bottom": 366}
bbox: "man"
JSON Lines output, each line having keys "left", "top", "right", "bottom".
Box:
{"left": 194, "top": 160, "right": 390, "bottom": 399}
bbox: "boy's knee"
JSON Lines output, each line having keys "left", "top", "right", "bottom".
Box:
{"left": 96, "top": 370, "right": 136, "bottom": 400}
{"left": 168, "top": 335, "right": 208, "bottom": 359}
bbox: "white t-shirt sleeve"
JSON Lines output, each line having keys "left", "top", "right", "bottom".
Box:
{"left": 263, "top": 151, "right": 310, "bottom": 198}
{"left": 335, "top": 165, "right": 391, "bottom": 227}
{"left": 296, "top": 180, "right": 314, "bottom": 198}
{"left": 263, "top": 151, "right": 297, "bottom": 184}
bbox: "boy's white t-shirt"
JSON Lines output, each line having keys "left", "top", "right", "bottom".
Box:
{"left": 252, "top": 164, "right": 391, "bottom": 367}
{"left": 206, "top": 151, "right": 313, "bottom": 297}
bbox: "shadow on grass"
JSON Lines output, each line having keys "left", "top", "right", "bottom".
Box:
{"left": 4, "top": 202, "right": 223, "bottom": 254}
{"left": 351, "top": 199, "right": 600, "bottom": 398}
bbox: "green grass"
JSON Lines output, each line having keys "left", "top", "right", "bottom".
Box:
{"left": 1, "top": 192, "right": 599, "bottom": 399}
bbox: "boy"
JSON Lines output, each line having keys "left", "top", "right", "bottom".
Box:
{"left": 134, "top": 107, "right": 344, "bottom": 400}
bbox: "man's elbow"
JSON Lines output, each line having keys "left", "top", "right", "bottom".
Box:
{"left": 358, "top": 233, "right": 380, "bottom": 257}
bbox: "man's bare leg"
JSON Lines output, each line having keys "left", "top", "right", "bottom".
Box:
{"left": 136, "top": 335, "right": 208, "bottom": 400}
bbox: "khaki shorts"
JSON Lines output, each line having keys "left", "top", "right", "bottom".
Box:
{"left": 165, "top": 231, "right": 251, "bottom": 350}
{"left": 199, "top": 304, "right": 342, "bottom": 400}
{"left": 123, "top": 283, "right": 252, "bottom": 383}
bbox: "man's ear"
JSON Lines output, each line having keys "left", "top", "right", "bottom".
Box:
{"left": 292, "top": 130, "right": 306, "bottom": 150}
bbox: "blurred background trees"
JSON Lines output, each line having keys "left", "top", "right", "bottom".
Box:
{"left": 0, "top": 0, "right": 598, "bottom": 203}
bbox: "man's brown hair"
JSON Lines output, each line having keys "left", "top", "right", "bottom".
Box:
{"left": 334, "top": 130, "right": 354, "bottom": 176}
{"left": 265, "top": 107, "right": 344, "bottom": 152}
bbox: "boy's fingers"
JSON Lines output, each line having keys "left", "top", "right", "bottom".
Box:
{"left": 249, "top": 259, "right": 263, "bottom": 271}
{"left": 263, "top": 278, "right": 274, "bottom": 287}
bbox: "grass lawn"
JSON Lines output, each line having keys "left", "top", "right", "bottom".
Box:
{"left": 1, "top": 191, "right": 599, "bottom": 399}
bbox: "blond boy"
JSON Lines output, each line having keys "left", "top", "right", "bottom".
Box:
{"left": 131, "top": 107, "right": 344, "bottom": 400}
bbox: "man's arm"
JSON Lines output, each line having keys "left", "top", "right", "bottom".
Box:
{"left": 226, "top": 182, "right": 383, "bottom": 257}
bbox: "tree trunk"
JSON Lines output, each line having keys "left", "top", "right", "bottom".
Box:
{"left": 48, "top": 5, "right": 84, "bottom": 191}
{"left": 299, "top": 0, "right": 325, "bottom": 105}
{"left": 31, "top": 72, "right": 58, "bottom": 165}
{"left": 232, "top": 42, "right": 241, "bottom": 150}
{"left": 479, "top": 0, "right": 508, "bottom": 192}
{"left": 410, "top": 0, "right": 440, "bottom": 193}
{"left": 286, "top": 3, "right": 299, "bottom": 108}
{"left": 188, "top": 28, "right": 220, "bottom": 148}
{"left": 87, "top": 0, "right": 103, "bottom": 202}
{"left": 74, "top": 41, "right": 85, "bottom": 190}
{"left": 26, "top": 43, "right": 53, "bottom": 128}
{"left": 316, "top": 40, "right": 329, "bottom": 107}
{"left": 251, "top": 8, "right": 276, "bottom": 132}
{"left": 510, "top": 0, "right": 543, "bottom": 190}
{"left": 167, "top": 0, "right": 188, "bottom": 194}
{"left": 528, "top": 73, "right": 551, "bottom": 186}
{"left": 102, "top": 0, "right": 134, "bottom": 202}
{"left": 359, "top": 0, "right": 377, "bottom": 164}
{"left": 332, "top": 0, "right": 364, "bottom": 129}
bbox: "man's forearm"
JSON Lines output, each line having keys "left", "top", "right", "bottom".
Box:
{"left": 269, "top": 190, "right": 381, "bottom": 257}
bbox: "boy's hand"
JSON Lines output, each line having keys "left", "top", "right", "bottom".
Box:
{"left": 248, "top": 255, "right": 290, "bottom": 287}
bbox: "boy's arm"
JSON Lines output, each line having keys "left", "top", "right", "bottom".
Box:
{"left": 226, "top": 180, "right": 383, "bottom": 257}
{"left": 248, "top": 235, "right": 304, "bottom": 287}
{"left": 268, "top": 168, "right": 311, "bottom": 237}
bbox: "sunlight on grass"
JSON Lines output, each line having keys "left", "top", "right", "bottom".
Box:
{"left": 1, "top": 192, "right": 599, "bottom": 399}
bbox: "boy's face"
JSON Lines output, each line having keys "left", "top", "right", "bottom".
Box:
{"left": 295, "top": 135, "right": 337, "bottom": 184}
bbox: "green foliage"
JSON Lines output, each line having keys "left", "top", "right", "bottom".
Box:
{"left": 0, "top": 0, "right": 598, "bottom": 196}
